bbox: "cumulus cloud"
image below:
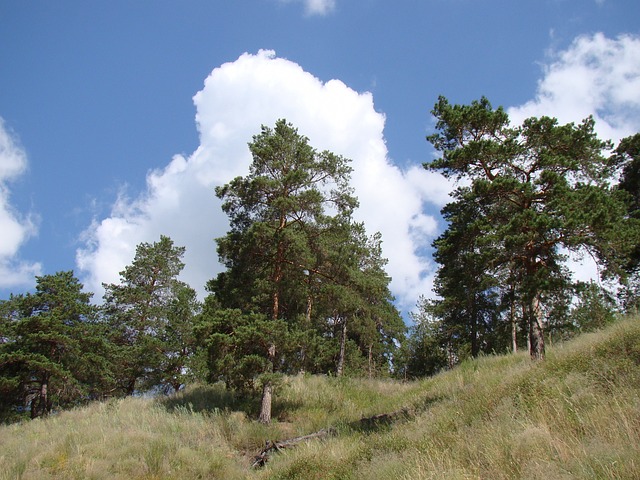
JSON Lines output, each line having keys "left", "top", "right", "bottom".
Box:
{"left": 508, "top": 33, "right": 640, "bottom": 144}
{"left": 0, "top": 118, "right": 41, "bottom": 287}
{"left": 278, "top": 0, "right": 336, "bottom": 16}
{"left": 77, "top": 50, "right": 438, "bottom": 311}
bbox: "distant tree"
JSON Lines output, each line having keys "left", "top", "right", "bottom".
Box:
{"left": 395, "top": 297, "right": 449, "bottom": 379}
{"left": 615, "top": 134, "right": 640, "bottom": 220}
{"left": 568, "top": 281, "right": 616, "bottom": 334}
{"left": 425, "top": 97, "right": 639, "bottom": 360}
{"left": 429, "top": 187, "right": 504, "bottom": 359}
{"left": 332, "top": 228, "right": 405, "bottom": 378}
{"left": 102, "top": 235, "right": 199, "bottom": 394}
{"left": 0, "top": 272, "right": 109, "bottom": 420}
{"left": 159, "top": 283, "right": 202, "bottom": 392}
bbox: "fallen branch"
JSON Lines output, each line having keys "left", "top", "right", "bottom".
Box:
{"left": 252, "top": 427, "right": 337, "bottom": 468}
{"left": 251, "top": 407, "right": 416, "bottom": 468}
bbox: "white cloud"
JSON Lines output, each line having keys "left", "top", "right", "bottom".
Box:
{"left": 77, "top": 50, "right": 438, "bottom": 312}
{"left": 277, "top": 0, "right": 336, "bottom": 16}
{"left": 304, "top": 0, "right": 335, "bottom": 16}
{"left": 508, "top": 33, "right": 640, "bottom": 144}
{"left": 0, "top": 118, "right": 41, "bottom": 288}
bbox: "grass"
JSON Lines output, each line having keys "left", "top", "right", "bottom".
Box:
{"left": 1, "top": 317, "right": 639, "bottom": 479}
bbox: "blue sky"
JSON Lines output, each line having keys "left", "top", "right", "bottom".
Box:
{"left": 1, "top": 0, "right": 639, "bottom": 316}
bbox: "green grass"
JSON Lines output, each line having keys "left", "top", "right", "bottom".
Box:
{"left": 2, "top": 317, "right": 639, "bottom": 479}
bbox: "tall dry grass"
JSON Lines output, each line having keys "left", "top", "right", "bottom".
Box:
{"left": 257, "top": 318, "right": 640, "bottom": 479}
{"left": 0, "top": 395, "right": 246, "bottom": 479}
{"left": 1, "top": 317, "right": 639, "bottom": 479}
{"left": 0, "top": 375, "right": 417, "bottom": 479}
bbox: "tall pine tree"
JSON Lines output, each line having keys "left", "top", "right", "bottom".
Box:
{"left": 425, "top": 97, "right": 638, "bottom": 360}
{"left": 209, "top": 119, "right": 402, "bottom": 422}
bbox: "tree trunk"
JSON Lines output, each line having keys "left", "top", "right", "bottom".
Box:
{"left": 259, "top": 343, "right": 277, "bottom": 424}
{"left": 447, "top": 341, "right": 456, "bottom": 369}
{"left": 258, "top": 381, "right": 273, "bottom": 424}
{"left": 32, "top": 379, "right": 49, "bottom": 419}
{"left": 336, "top": 316, "right": 347, "bottom": 377}
{"left": 126, "top": 377, "right": 136, "bottom": 396}
{"left": 368, "top": 344, "right": 373, "bottom": 379}
{"left": 299, "top": 293, "right": 313, "bottom": 374}
{"left": 470, "top": 296, "right": 479, "bottom": 357}
{"left": 529, "top": 295, "right": 545, "bottom": 360}
{"left": 524, "top": 303, "right": 531, "bottom": 354}
{"left": 511, "top": 298, "right": 518, "bottom": 354}
{"left": 272, "top": 290, "right": 280, "bottom": 322}
{"left": 272, "top": 214, "right": 287, "bottom": 321}
{"left": 306, "top": 293, "right": 313, "bottom": 326}
{"left": 263, "top": 216, "right": 285, "bottom": 423}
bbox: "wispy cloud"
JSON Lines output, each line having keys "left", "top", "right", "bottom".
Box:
{"left": 0, "top": 118, "right": 41, "bottom": 287}
{"left": 77, "top": 50, "right": 438, "bottom": 312}
{"left": 278, "top": 0, "right": 336, "bottom": 16}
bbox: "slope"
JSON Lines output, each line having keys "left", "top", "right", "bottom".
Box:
{"left": 1, "top": 318, "right": 639, "bottom": 479}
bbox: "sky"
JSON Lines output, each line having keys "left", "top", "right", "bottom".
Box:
{"left": 1, "top": 0, "right": 639, "bottom": 318}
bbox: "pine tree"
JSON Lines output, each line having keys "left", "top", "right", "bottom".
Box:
{"left": 426, "top": 97, "right": 638, "bottom": 360}
{"left": 102, "top": 235, "right": 199, "bottom": 394}
{"left": 0, "top": 272, "right": 108, "bottom": 420}
{"left": 211, "top": 119, "right": 357, "bottom": 423}
{"left": 209, "top": 119, "right": 402, "bottom": 421}
{"left": 612, "top": 133, "right": 640, "bottom": 311}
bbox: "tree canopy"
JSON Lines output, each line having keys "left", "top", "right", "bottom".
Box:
{"left": 206, "top": 119, "right": 403, "bottom": 422}
{"left": 424, "top": 96, "right": 639, "bottom": 360}
{"left": 102, "top": 235, "right": 200, "bottom": 395}
{"left": 0, "top": 272, "right": 108, "bottom": 420}
{"left": 2, "top": 110, "right": 639, "bottom": 424}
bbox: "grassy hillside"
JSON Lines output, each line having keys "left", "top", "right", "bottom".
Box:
{"left": 1, "top": 317, "right": 639, "bottom": 479}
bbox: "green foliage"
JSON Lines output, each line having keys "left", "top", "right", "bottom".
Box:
{"left": 101, "top": 235, "right": 201, "bottom": 395}
{"left": 208, "top": 120, "right": 403, "bottom": 422}
{"left": 614, "top": 133, "right": 640, "bottom": 217}
{"left": 424, "top": 96, "right": 640, "bottom": 361}
{"left": 396, "top": 297, "right": 449, "bottom": 379}
{"left": 613, "top": 133, "right": 640, "bottom": 311}
{"left": 563, "top": 281, "right": 616, "bottom": 336}
{"left": 0, "top": 271, "right": 110, "bottom": 421}
{"left": 196, "top": 307, "right": 291, "bottom": 390}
